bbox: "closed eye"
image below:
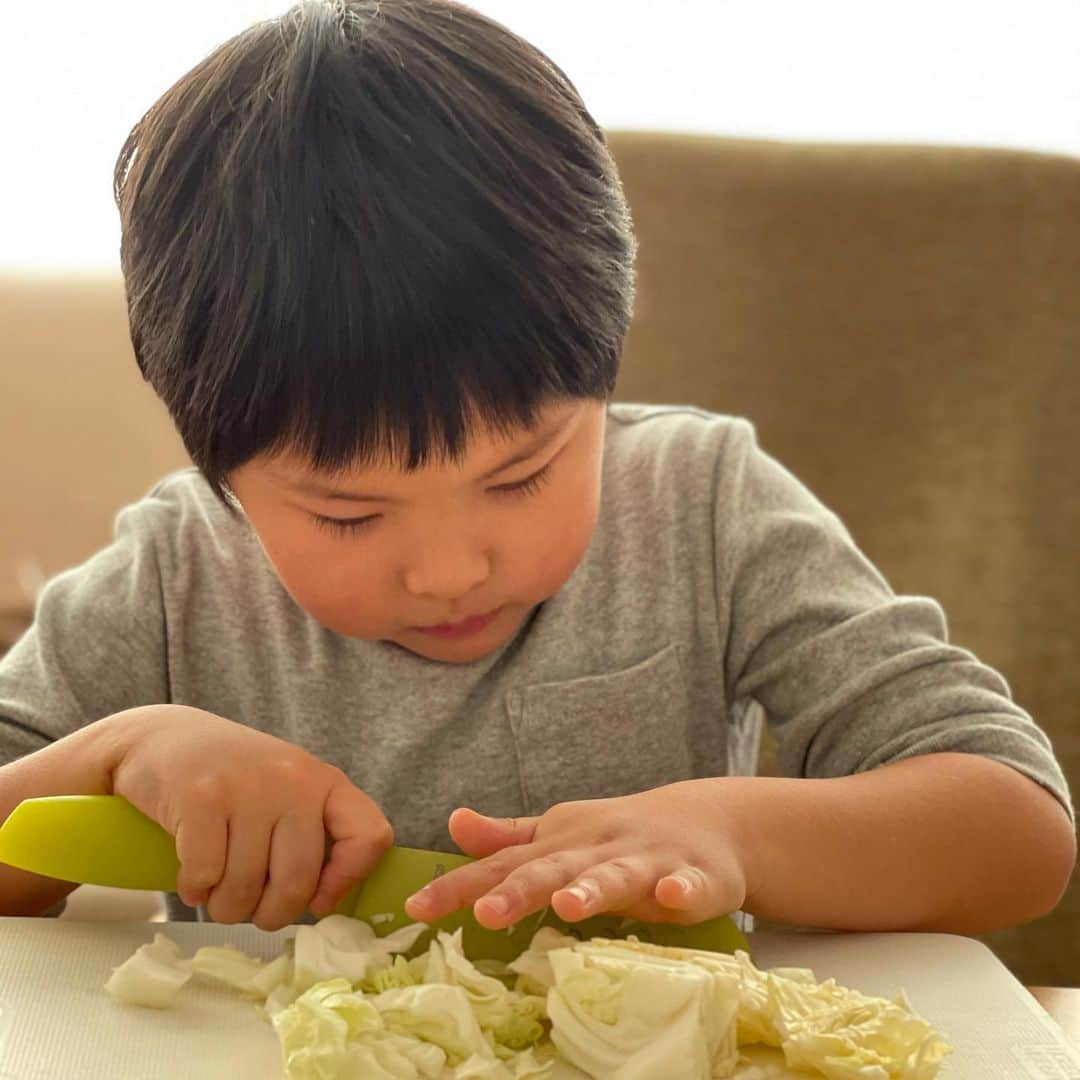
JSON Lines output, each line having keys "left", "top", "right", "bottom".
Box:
{"left": 309, "top": 461, "right": 554, "bottom": 533}
{"left": 491, "top": 462, "right": 553, "bottom": 498}
{"left": 310, "top": 512, "right": 380, "bottom": 536}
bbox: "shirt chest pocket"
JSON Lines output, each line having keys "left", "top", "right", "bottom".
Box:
{"left": 505, "top": 644, "right": 696, "bottom": 814}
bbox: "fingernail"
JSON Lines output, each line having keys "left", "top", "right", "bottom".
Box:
{"left": 662, "top": 874, "right": 693, "bottom": 900}
{"left": 566, "top": 880, "right": 598, "bottom": 908}
{"left": 405, "top": 887, "right": 433, "bottom": 915}
{"left": 480, "top": 894, "right": 511, "bottom": 916}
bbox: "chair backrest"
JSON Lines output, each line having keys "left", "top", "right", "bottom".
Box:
{"left": 607, "top": 130, "right": 1080, "bottom": 985}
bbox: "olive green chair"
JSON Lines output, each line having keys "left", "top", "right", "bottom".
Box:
{"left": 607, "top": 131, "right": 1080, "bottom": 985}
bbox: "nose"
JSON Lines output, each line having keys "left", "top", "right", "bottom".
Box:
{"left": 402, "top": 536, "right": 492, "bottom": 601}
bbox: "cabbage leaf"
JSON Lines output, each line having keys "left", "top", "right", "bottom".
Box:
{"left": 104, "top": 917, "right": 950, "bottom": 1080}
{"left": 104, "top": 932, "right": 193, "bottom": 1008}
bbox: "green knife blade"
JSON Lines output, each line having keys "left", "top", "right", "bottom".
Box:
{"left": 0, "top": 794, "right": 181, "bottom": 890}
{"left": 0, "top": 795, "right": 748, "bottom": 961}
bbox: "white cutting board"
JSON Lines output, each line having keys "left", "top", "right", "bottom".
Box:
{"left": 0, "top": 919, "right": 1078, "bottom": 1079}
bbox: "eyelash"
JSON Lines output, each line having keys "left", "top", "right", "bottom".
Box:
{"left": 310, "top": 464, "right": 554, "bottom": 536}
{"left": 491, "top": 462, "right": 554, "bottom": 499}
{"left": 310, "top": 513, "right": 379, "bottom": 537}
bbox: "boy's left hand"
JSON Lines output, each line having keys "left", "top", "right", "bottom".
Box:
{"left": 403, "top": 783, "right": 748, "bottom": 929}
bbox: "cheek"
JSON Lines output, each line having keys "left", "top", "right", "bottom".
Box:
{"left": 509, "top": 470, "right": 601, "bottom": 597}
{"left": 256, "top": 528, "right": 392, "bottom": 635}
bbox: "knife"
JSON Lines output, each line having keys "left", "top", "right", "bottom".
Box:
{"left": 0, "top": 795, "right": 748, "bottom": 961}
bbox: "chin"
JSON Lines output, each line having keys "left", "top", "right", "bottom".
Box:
{"left": 401, "top": 638, "right": 504, "bottom": 664}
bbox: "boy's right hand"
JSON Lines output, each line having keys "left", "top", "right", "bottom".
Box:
{"left": 105, "top": 705, "right": 392, "bottom": 931}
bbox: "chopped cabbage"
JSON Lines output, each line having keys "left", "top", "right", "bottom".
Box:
{"left": 104, "top": 932, "right": 193, "bottom": 1008}
{"left": 521, "top": 936, "right": 950, "bottom": 1080}
{"left": 190, "top": 943, "right": 269, "bottom": 993}
{"left": 544, "top": 940, "right": 740, "bottom": 1078}
{"left": 104, "top": 917, "right": 950, "bottom": 1080}
{"left": 423, "top": 930, "right": 548, "bottom": 1054}
{"left": 373, "top": 982, "right": 492, "bottom": 1063}
{"left": 765, "top": 975, "right": 951, "bottom": 1079}
{"left": 360, "top": 953, "right": 426, "bottom": 994}
{"left": 272, "top": 977, "right": 448, "bottom": 1079}
{"left": 292, "top": 914, "right": 428, "bottom": 995}
{"left": 507, "top": 927, "right": 579, "bottom": 996}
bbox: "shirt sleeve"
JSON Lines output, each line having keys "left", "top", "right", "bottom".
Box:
{"left": 716, "top": 419, "right": 1074, "bottom": 822}
{"left": 0, "top": 495, "right": 172, "bottom": 766}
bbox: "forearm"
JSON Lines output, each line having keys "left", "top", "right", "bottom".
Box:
{"left": 697, "top": 752, "right": 1076, "bottom": 934}
{"left": 0, "top": 710, "right": 137, "bottom": 915}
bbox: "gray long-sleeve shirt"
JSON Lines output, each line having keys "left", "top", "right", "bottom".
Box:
{"left": 1, "top": 404, "right": 1071, "bottom": 920}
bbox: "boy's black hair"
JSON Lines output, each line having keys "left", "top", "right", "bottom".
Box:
{"left": 113, "top": 0, "right": 636, "bottom": 503}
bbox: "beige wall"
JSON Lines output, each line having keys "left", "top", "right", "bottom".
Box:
{"left": 0, "top": 274, "right": 187, "bottom": 617}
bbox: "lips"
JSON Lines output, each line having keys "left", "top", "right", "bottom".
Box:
{"left": 413, "top": 607, "right": 503, "bottom": 638}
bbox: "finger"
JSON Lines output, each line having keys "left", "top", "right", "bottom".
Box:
{"left": 175, "top": 813, "right": 227, "bottom": 908}
{"left": 250, "top": 811, "right": 325, "bottom": 931}
{"left": 654, "top": 865, "right": 709, "bottom": 912}
{"left": 551, "top": 855, "right": 658, "bottom": 922}
{"left": 404, "top": 843, "right": 541, "bottom": 923}
{"left": 598, "top": 865, "right": 734, "bottom": 926}
{"left": 310, "top": 781, "right": 393, "bottom": 914}
{"left": 448, "top": 808, "right": 539, "bottom": 858}
{"left": 205, "top": 816, "right": 273, "bottom": 924}
{"left": 654, "top": 863, "right": 741, "bottom": 923}
{"left": 473, "top": 850, "right": 597, "bottom": 929}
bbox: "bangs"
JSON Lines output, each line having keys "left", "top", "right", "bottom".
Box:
{"left": 115, "top": 0, "right": 634, "bottom": 497}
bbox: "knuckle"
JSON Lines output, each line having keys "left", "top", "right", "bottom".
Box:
{"left": 534, "top": 852, "right": 574, "bottom": 879}
{"left": 186, "top": 775, "right": 228, "bottom": 810}
{"left": 178, "top": 842, "right": 224, "bottom": 882}
{"left": 211, "top": 877, "right": 265, "bottom": 918}
{"left": 503, "top": 862, "right": 561, "bottom": 903}
{"left": 601, "top": 857, "right": 641, "bottom": 889}
{"left": 494, "top": 881, "right": 529, "bottom": 909}
{"left": 371, "top": 818, "right": 394, "bottom": 853}
{"left": 274, "top": 878, "right": 316, "bottom": 908}
{"left": 442, "top": 871, "right": 486, "bottom": 909}
{"left": 486, "top": 848, "right": 523, "bottom": 876}
{"left": 206, "top": 897, "right": 247, "bottom": 924}
{"left": 324, "top": 764, "right": 351, "bottom": 785}
{"left": 182, "top": 863, "right": 221, "bottom": 890}
{"left": 545, "top": 801, "right": 588, "bottom": 828}
{"left": 432, "top": 874, "right": 470, "bottom": 907}
{"left": 268, "top": 754, "right": 313, "bottom": 790}
{"left": 255, "top": 912, "right": 292, "bottom": 933}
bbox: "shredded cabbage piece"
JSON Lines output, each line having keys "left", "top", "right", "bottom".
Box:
{"left": 104, "top": 918, "right": 951, "bottom": 1080}
{"left": 104, "top": 932, "right": 193, "bottom": 1008}
{"left": 544, "top": 940, "right": 739, "bottom": 1078}
{"left": 190, "top": 944, "right": 269, "bottom": 993}
{"left": 765, "top": 975, "right": 951, "bottom": 1079}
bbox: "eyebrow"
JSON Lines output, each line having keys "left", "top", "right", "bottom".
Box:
{"left": 285, "top": 416, "right": 572, "bottom": 503}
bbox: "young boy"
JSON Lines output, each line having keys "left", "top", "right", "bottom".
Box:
{"left": 0, "top": 0, "right": 1073, "bottom": 938}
